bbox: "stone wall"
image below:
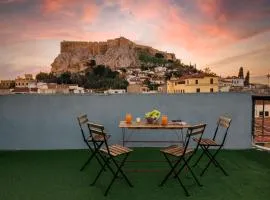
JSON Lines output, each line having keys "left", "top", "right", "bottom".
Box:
{"left": 60, "top": 37, "right": 176, "bottom": 60}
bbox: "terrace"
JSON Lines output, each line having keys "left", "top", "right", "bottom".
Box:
{"left": 0, "top": 93, "right": 269, "bottom": 199}
{"left": 0, "top": 149, "right": 270, "bottom": 200}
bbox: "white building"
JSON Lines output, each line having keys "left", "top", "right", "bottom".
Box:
{"left": 223, "top": 77, "right": 244, "bottom": 87}
{"left": 104, "top": 89, "right": 126, "bottom": 94}
{"left": 68, "top": 85, "right": 85, "bottom": 94}
{"left": 232, "top": 78, "right": 244, "bottom": 87}
{"left": 154, "top": 67, "right": 166, "bottom": 73}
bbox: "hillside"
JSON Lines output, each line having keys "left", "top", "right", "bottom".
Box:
{"left": 51, "top": 37, "right": 176, "bottom": 75}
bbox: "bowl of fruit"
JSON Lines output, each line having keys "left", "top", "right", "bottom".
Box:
{"left": 145, "top": 109, "right": 161, "bottom": 124}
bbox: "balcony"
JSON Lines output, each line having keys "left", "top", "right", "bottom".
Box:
{"left": 0, "top": 93, "right": 269, "bottom": 199}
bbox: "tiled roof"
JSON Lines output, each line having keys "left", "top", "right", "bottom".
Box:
{"left": 175, "top": 73, "right": 217, "bottom": 81}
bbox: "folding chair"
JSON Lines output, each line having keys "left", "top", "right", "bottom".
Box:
{"left": 88, "top": 122, "right": 133, "bottom": 196}
{"left": 77, "top": 114, "right": 109, "bottom": 171}
{"left": 159, "top": 124, "right": 207, "bottom": 196}
{"left": 193, "top": 116, "right": 232, "bottom": 176}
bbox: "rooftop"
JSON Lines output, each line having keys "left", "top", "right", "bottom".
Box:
{"left": 0, "top": 149, "right": 269, "bottom": 200}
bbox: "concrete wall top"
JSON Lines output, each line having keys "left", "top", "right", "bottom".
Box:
{"left": 0, "top": 93, "right": 252, "bottom": 150}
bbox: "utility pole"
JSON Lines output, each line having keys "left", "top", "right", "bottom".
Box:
{"left": 267, "top": 73, "right": 270, "bottom": 94}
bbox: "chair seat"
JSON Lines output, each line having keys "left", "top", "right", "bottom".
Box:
{"left": 100, "top": 144, "right": 133, "bottom": 157}
{"left": 160, "top": 145, "right": 193, "bottom": 157}
{"left": 88, "top": 134, "right": 111, "bottom": 142}
{"left": 194, "top": 138, "right": 218, "bottom": 146}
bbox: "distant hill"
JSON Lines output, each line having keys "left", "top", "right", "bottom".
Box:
{"left": 51, "top": 37, "right": 176, "bottom": 75}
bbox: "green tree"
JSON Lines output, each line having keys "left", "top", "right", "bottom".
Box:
{"left": 165, "top": 72, "right": 172, "bottom": 80}
{"left": 58, "top": 72, "right": 71, "bottom": 84}
{"left": 36, "top": 72, "right": 49, "bottom": 82}
{"left": 155, "top": 53, "right": 164, "bottom": 59}
{"left": 36, "top": 72, "right": 57, "bottom": 83}
{"left": 93, "top": 65, "right": 106, "bottom": 77}
{"left": 238, "top": 67, "right": 244, "bottom": 79}
{"left": 244, "top": 71, "right": 250, "bottom": 86}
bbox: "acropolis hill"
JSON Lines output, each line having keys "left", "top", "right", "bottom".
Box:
{"left": 51, "top": 37, "right": 176, "bottom": 75}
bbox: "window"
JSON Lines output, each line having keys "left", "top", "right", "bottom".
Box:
{"left": 210, "top": 78, "right": 213, "bottom": 84}
{"left": 265, "top": 111, "right": 269, "bottom": 117}
{"left": 178, "top": 81, "right": 185, "bottom": 84}
{"left": 186, "top": 80, "right": 189, "bottom": 85}
{"left": 259, "top": 111, "right": 264, "bottom": 117}
{"left": 195, "top": 80, "right": 198, "bottom": 84}
{"left": 210, "top": 88, "right": 213, "bottom": 92}
{"left": 196, "top": 88, "right": 200, "bottom": 93}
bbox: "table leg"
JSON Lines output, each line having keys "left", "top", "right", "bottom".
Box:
{"left": 122, "top": 128, "right": 125, "bottom": 146}
{"left": 181, "top": 129, "right": 184, "bottom": 147}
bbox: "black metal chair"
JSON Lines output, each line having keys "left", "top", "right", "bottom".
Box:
{"left": 193, "top": 116, "right": 232, "bottom": 176}
{"left": 88, "top": 122, "right": 133, "bottom": 196}
{"left": 77, "top": 114, "right": 109, "bottom": 171}
{"left": 159, "top": 124, "right": 207, "bottom": 196}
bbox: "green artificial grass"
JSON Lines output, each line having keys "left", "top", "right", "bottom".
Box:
{"left": 0, "top": 148, "right": 269, "bottom": 200}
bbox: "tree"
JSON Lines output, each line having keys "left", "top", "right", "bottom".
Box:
{"left": 238, "top": 67, "right": 244, "bottom": 79}
{"left": 203, "top": 67, "right": 217, "bottom": 76}
{"left": 203, "top": 67, "right": 211, "bottom": 74}
{"left": 93, "top": 65, "right": 106, "bottom": 77}
{"left": 58, "top": 72, "right": 71, "bottom": 84}
{"left": 244, "top": 71, "right": 250, "bottom": 86}
{"left": 36, "top": 72, "right": 57, "bottom": 83}
{"left": 36, "top": 72, "right": 49, "bottom": 82}
{"left": 165, "top": 72, "right": 172, "bottom": 80}
{"left": 155, "top": 53, "right": 164, "bottom": 59}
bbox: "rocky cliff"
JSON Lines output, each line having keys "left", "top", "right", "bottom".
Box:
{"left": 51, "top": 37, "right": 176, "bottom": 75}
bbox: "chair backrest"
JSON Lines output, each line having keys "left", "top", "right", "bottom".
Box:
{"left": 212, "top": 116, "right": 232, "bottom": 145}
{"left": 77, "top": 114, "right": 88, "bottom": 142}
{"left": 87, "top": 122, "right": 110, "bottom": 152}
{"left": 185, "top": 124, "right": 207, "bottom": 154}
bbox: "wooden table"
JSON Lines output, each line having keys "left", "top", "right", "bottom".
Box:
{"left": 119, "top": 121, "right": 191, "bottom": 147}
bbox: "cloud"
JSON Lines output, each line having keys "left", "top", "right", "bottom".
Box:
{"left": 82, "top": 1, "right": 100, "bottom": 23}
{"left": 0, "top": 0, "right": 24, "bottom": 4}
{"left": 118, "top": 0, "right": 170, "bottom": 21}
{"left": 42, "top": 0, "right": 79, "bottom": 13}
{"left": 1, "top": 0, "right": 270, "bottom": 79}
{"left": 208, "top": 44, "right": 270, "bottom": 67}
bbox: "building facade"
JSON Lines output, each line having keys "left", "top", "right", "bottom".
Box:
{"left": 0, "top": 80, "right": 14, "bottom": 89}
{"left": 15, "top": 74, "right": 36, "bottom": 88}
{"left": 127, "top": 84, "right": 149, "bottom": 93}
{"left": 167, "top": 74, "right": 219, "bottom": 93}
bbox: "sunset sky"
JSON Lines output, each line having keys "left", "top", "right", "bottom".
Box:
{"left": 0, "top": 0, "right": 270, "bottom": 82}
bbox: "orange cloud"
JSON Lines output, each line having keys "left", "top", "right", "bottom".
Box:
{"left": 197, "top": 0, "right": 219, "bottom": 17}
{"left": 42, "top": 0, "right": 82, "bottom": 14}
{"left": 119, "top": 0, "right": 170, "bottom": 21}
{"left": 82, "top": 2, "right": 100, "bottom": 23}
